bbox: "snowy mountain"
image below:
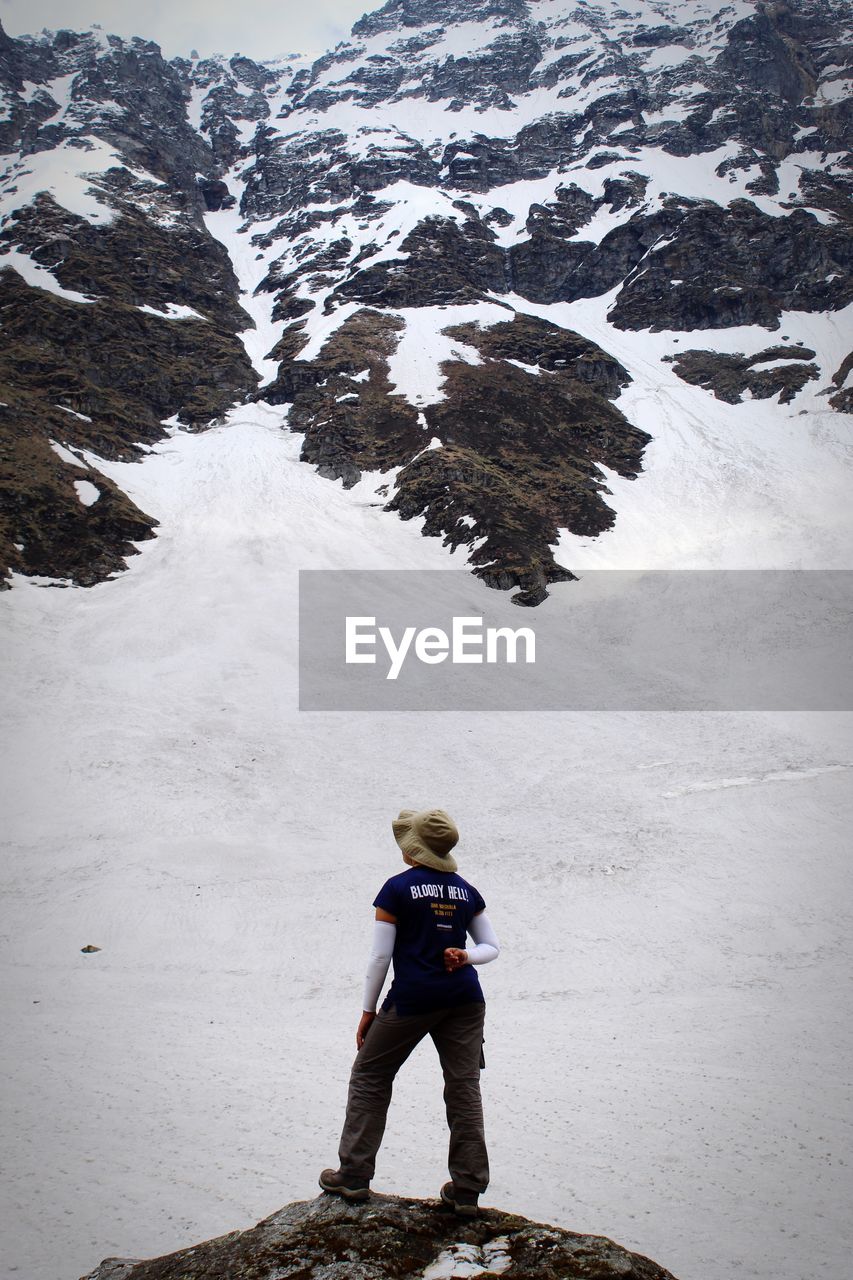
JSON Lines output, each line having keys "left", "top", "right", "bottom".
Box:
{"left": 1, "top": 8, "right": 852, "bottom": 1280}
{"left": 1, "top": 0, "right": 851, "bottom": 599}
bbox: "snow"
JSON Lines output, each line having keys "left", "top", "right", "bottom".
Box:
{"left": 423, "top": 1237, "right": 512, "bottom": 1278}
{"left": 37, "top": 72, "right": 78, "bottom": 127}
{"left": 570, "top": 200, "right": 635, "bottom": 245}
{"left": 138, "top": 303, "right": 207, "bottom": 321}
{"left": 2, "top": 8, "right": 853, "bottom": 1280}
{"left": 56, "top": 406, "right": 93, "bottom": 423}
{"left": 455, "top": 173, "right": 588, "bottom": 247}
{"left": 0, "top": 136, "right": 164, "bottom": 228}
{"left": 816, "top": 76, "right": 853, "bottom": 105}
{"left": 401, "top": 19, "right": 505, "bottom": 64}
{"left": 307, "top": 19, "right": 506, "bottom": 101}
{"left": 73, "top": 479, "right": 101, "bottom": 506}
{"left": 0, "top": 246, "right": 98, "bottom": 303}
{"left": 50, "top": 440, "right": 88, "bottom": 469}
{"left": 235, "top": 118, "right": 258, "bottom": 145}
{"left": 334, "top": 179, "right": 468, "bottom": 273}
{"left": 534, "top": 41, "right": 597, "bottom": 73}
{"left": 385, "top": 304, "right": 507, "bottom": 407}
{"left": 485, "top": 291, "right": 853, "bottom": 572}
{"left": 746, "top": 356, "right": 811, "bottom": 371}
{"left": 642, "top": 100, "right": 700, "bottom": 125}
{"left": 444, "top": 141, "right": 839, "bottom": 253}
{"left": 20, "top": 79, "right": 44, "bottom": 104}
{"left": 640, "top": 43, "right": 699, "bottom": 70}
{"left": 2, "top": 389, "right": 852, "bottom": 1280}
{"left": 296, "top": 301, "right": 361, "bottom": 363}
{"left": 201, "top": 192, "right": 288, "bottom": 380}
{"left": 185, "top": 83, "right": 209, "bottom": 134}
{"left": 282, "top": 90, "right": 550, "bottom": 150}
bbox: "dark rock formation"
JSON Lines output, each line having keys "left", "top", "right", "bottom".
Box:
{"left": 197, "top": 177, "right": 236, "bottom": 211}
{"left": 1, "top": 194, "right": 252, "bottom": 335}
{"left": 79, "top": 1192, "right": 680, "bottom": 1280}
{"left": 0, "top": 402, "right": 157, "bottom": 589}
{"left": 607, "top": 201, "right": 853, "bottom": 331}
{"left": 447, "top": 314, "right": 632, "bottom": 398}
{"left": 262, "top": 307, "right": 646, "bottom": 605}
{"left": 333, "top": 215, "right": 508, "bottom": 308}
{"left": 407, "top": 323, "right": 646, "bottom": 605}
{"left": 715, "top": 4, "right": 819, "bottom": 106}
{"left": 279, "top": 309, "right": 424, "bottom": 487}
{"left": 0, "top": 215, "right": 256, "bottom": 586}
{"left": 665, "top": 345, "right": 820, "bottom": 404}
{"left": 318, "top": 190, "right": 852, "bottom": 332}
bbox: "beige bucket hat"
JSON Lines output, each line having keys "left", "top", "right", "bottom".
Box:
{"left": 392, "top": 808, "right": 459, "bottom": 873}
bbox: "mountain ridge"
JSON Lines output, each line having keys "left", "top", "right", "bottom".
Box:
{"left": 1, "top": 0, "right": 850, "bottom": 600}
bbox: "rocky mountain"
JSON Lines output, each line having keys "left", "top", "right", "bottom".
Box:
{"left": 80, "top": 1191, "right": 679, "bottom": 1279}
{"left": 1, "top": 0, "right": 850, "bottom": 602}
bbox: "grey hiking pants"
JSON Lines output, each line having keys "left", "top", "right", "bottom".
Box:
{"left": 338, "top": 1000, "right": 488, "bottom": 1194}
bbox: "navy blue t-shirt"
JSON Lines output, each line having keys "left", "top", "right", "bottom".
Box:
{"left": 374, "top": 866, "right": 487, "bottom": 1015}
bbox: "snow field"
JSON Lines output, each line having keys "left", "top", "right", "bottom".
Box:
{"left": 479, "top": 291, "right": 853, "bottom": 573}
{"left": 2, "top": 403, "right": 852, "bottom": 1280}
{"left": 3, "top": 6, "right": 853, "bottom": 1279}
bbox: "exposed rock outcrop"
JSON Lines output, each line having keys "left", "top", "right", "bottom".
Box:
{"left": 79, "top": 1192, "right": 680, "bottom": 1280}
{"left": 664, "top": 344, "right": 820, "bottom": 404}
{"left": 828, "top": 350, "right": 853, "bottom": 411}
{"left": 262, "top": 307, "right": 646, "bottom": 605}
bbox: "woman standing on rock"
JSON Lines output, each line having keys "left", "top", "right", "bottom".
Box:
{"left": 320, "top": 808, "right": 500, "bottom": 1216}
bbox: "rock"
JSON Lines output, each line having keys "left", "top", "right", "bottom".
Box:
{"left": 332, "top": 214, "right": 507, "bottom": 308}
{"left": 828, "top": 349, "right": 853, "bottom": 411}
{"left": 607, "top": 201, "right": 853, "bottom": 331}
{"left": 80, "top": 945, "right": 102, "bottom": 953}
{"left": 196, "top": 177, "right": 235, "bottom": 211}
{"left": 353, "top": 0, "right": 530, "bottom": 40}
{"left": 391, "top": 324, "right": 646, "bottom": 603}
{"left": 79, "top": 1192, "right": 680, "bottom": 1280}
{"left": 263, "top": 306, "right": 645, "bottom": 604}
{"left": 715, "top": 5, "right": 819, "bottom": 105}
{"left": 664, "top": 345, "right": 820, "bottom": 404}
{"left": 270, "top": 309, "right": 422, "bottom": 489}
{"left": 0, "top": 231, "right": 255, "bottom": 588}
{"left": 0, "top": 398, "right": 159, "bottom": 589}
{"left": 81, "top": 1262, "right": 140, "bottom": 1280}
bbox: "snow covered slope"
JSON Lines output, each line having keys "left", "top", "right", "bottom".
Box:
{"left": 2, "top": 405, "right": 852, "bottom": 1280}
{"left": 1, "top": 0, "right": 852, "bottom": 597}
{"left": 1, "top": 4, "right": 852, "bottom": 1280}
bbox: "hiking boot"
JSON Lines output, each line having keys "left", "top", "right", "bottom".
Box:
{"left": 319, "top": 1168, "right": 370, "bottom": 1202}
{"left": 440, "top": 1181, "right": 479, "bottom": 1216}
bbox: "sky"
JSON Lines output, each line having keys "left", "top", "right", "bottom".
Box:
{"left": 0, "top": 0, "right": 375, "bottom": 60}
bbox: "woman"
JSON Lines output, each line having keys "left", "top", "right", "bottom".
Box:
{"left": 320, "top": 807, "right": 500, "bottom": 1216}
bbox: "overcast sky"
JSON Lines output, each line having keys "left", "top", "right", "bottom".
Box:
{"left": 0, "top": 0, "right": 376, "bottom": 60}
